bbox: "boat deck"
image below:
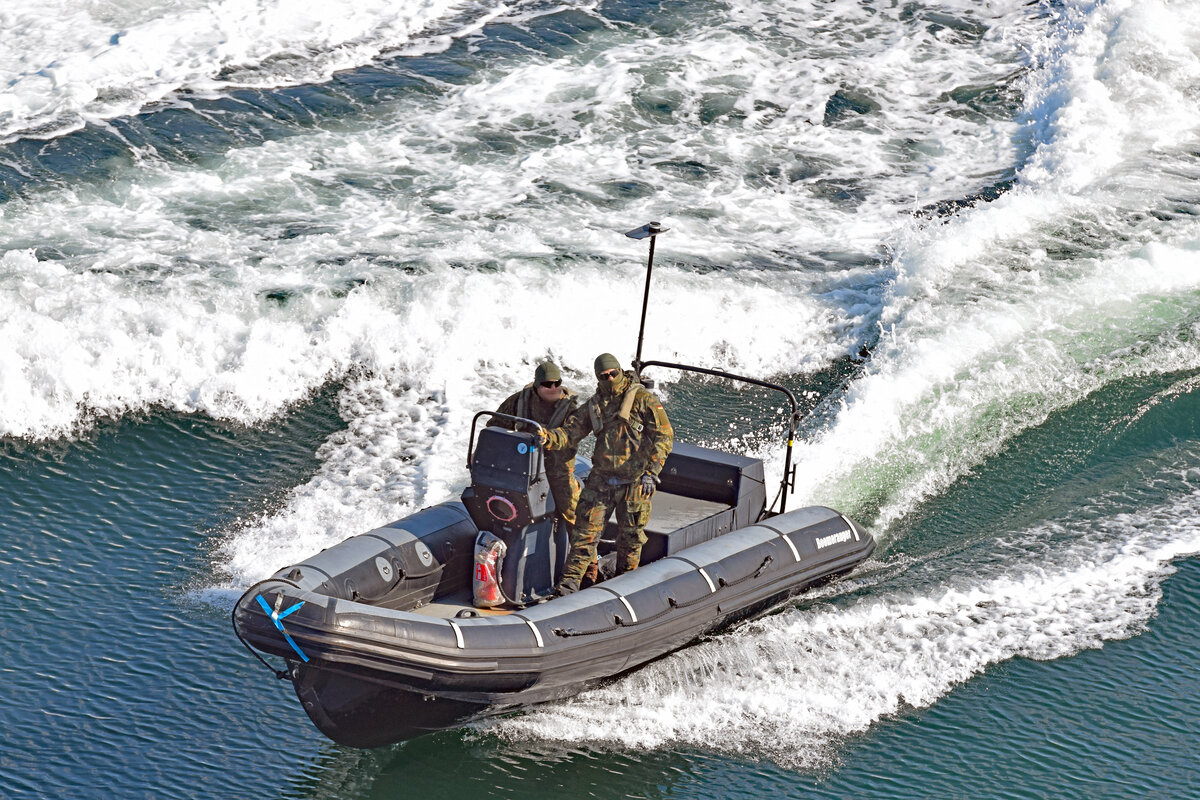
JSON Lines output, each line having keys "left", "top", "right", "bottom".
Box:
{"left": 409, "top": 490, "right": 732, "bottom": 618}
{"left": 643, "top": 491, "right": 730, "bottom": 535}
{"left": 410, "top": 588, "right": 513, "bottom": 618}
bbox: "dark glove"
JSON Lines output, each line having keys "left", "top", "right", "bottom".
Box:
{"left": 638, "top": 474, "right": 657, "bottom": 498}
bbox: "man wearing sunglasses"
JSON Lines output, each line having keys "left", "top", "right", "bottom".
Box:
{"left": 537, "top": 353, "right": 674, "bottom": 595}
{"left": 490, "top": 361, "right": 581, "bottom": 528}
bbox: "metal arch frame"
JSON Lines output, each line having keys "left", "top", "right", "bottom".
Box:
{"left": 635, "top": 360, "right": 800, "bottom": 515}
{"left": 625, "top": 222, "right": 800, "bottom": 515}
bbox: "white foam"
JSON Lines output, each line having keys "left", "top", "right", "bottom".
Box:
{"left": 0, "top": 0, "right": 479, "bottom": 141}
{"left": 481, "top": 491, "right": 1200, "bottom": 766}
{"left": 0, "top": 0, "right": 1045, "bottom": 436}
{"left": 3, "top": 0, "right": 1198, "bottom": 594}
{"left": 781, "top": 0, "right": 1200, "bottom": 531}
{"left": 787, "top": 232, "right": 1200, "bottom": 532}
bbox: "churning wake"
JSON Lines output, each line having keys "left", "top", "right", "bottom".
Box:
{"left": 485, "top": 0, "right": 1200, "bottom": 758}
{"left": 481, "top": 486, "right": 1200, "bottom": 766}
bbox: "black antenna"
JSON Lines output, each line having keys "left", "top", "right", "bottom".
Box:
{"left": 625, "top": 221, "right": 669, "bottom": 372}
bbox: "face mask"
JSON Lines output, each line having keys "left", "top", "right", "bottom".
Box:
{"left": 598, "top": 371, "right": 626, "bottom": 396}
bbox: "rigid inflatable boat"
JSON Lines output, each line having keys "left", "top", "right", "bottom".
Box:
{"left": 232, "top": 223, "right": 876, "bottom": 748}
{"left": 233, "top": 418, "right": 873, "bottom": 747}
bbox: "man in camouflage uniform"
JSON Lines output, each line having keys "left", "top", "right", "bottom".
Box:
{"left": 537, "top": 353, "right": 674, "bottom": 595}
{"left": 490, "top": 361, "right": 580, "bottom": 527}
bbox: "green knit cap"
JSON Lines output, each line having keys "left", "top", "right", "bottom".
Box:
{"left": 594, "top": 353, "right": 622, "bottom": 377}
{"left": 534, "top": 361, "right": 561, "bottom": 384}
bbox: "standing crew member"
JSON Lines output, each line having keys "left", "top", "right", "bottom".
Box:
{"left": 538, "top": 353, "right": 673, "bottom": 595}
{"left": 490, "top": 361, "right": 581, "bottom": 527}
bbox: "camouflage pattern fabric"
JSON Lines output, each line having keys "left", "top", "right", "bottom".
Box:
{"left": 560, "top": 478, "right": 651, "bottom": 585}
{"left": 491, "top": 385, "right": 580, "bottom": 525}
{"left": 544, "top": 371, "right": 673, "bottom": 586}
{"left": 543, "top": 372, "right": 673, "bottom": 482}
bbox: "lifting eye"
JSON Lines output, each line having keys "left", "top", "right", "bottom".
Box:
{"left": 486, "top": 495, "right": 518, "bottom": 523}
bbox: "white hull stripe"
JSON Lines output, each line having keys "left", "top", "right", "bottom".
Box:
{"left": 449, "top": 621, "right": 465, "bottom": 649}
{"left": 780, "top": 532, "right": 801, "bottom": 562}
{"left": 524, "top": 618, "right": 544, "bottom": 648}
{"left": 618, "top": 596, "right": 638, "bottom": 623}
{"left": 698, "top": 567, "right": 716, "bottom": 593}
{"left": 840, "top": 515, "right": 860, "bottom": 541}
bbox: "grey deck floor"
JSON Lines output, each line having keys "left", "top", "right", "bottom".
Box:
{"left": 410, "top": 491, "right": 731, "bottom": 618}
{"left": 644, "top": 491, "right": 730, "bottom": 535}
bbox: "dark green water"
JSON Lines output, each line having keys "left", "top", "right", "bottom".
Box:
{"left": 2, "top": 0, "right": 1199, "bottom": 796}
{"left": 3, "top": 371, "right": 1198, "bottom": 797}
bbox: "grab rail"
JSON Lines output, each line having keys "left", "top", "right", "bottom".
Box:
{"left": 466, "top": 411, "right": 547, "bottom": 485}
{"left": 636, "top": 359, "right": 800, "bottom": 514}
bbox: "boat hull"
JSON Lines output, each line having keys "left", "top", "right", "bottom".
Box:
{"left": 235, "top": 505, "right": 874, "bottom": 747}
{"left": 292, "top": 665, "right": 493, "bottom": 747}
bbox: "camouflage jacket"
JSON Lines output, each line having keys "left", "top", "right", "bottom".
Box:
{"left": 544, "top": 371, "right": 673, "bottom": 482}
{"left": 491, "top": 384, "right": 578, "bottom": 462}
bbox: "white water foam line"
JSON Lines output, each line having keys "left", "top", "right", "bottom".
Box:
{"left": 480, "top": 492, "right": 1200, "bottom": 768}
{"left": 776, "top": 0, "right": 1200, "bottom": 532}
{"left": 786, "top": 233, "right": 1200, "bottom": 534}
{"left": 0, "top": 232, "right": 841, "bottom": 436}
{"left": 0, "top": 0, "right": 482, "bottom": 141}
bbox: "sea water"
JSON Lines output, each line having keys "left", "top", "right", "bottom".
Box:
{"left": 1, "top": 0, "right": 1198, "bottom": 797}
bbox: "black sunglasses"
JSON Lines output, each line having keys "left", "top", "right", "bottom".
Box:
{"left": 598, "top": 370, "right": 619, "bottom": 380}
{"left": 539, "top": 380, "right": 562, "bottom": 388}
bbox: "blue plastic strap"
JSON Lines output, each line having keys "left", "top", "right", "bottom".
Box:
{"left": 256, "top": 594, "right": 310, "bottom": 663}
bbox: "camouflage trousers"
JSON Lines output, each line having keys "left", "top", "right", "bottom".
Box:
{"left": 547, "top": 456, "right": 580, "bottom": 528}
{"left": 559, "top": 476, "right": 651, "bottom": 588}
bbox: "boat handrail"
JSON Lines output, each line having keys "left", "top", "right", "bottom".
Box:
{"left": 636, "top": 359, "right": 799, "bottom": 515}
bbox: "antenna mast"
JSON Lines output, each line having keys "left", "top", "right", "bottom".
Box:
{"left": 625, "top": 221, "right": 669, "bottom": 372}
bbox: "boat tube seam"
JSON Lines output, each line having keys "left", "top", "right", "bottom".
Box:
{"left": 364, "top": 532, "right": 405, "bottom": 549}
{"left": 666, "top": 556, "right": 718, "bottom": 594}
{"left": 618, "top": 595, "right": 639, "bottom": 623}
{"left": 840, "top": 514, "right": 860, "bottom": 541}
{"left": 449, "top": 621, "right": 465, "bottom": 649}
{"left": 514, "top": 617, "right": 545, "bottom": 647}
{"left": 592, "top": 586, "right": 641, "bottom": 624}
{"left": 753, "top": 521, "right": 805, "bottom": 563}
{"left": 781, "top": 535, "right": 801, "bottom": 562}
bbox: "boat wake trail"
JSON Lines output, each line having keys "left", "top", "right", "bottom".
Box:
{"left": 480, "top": 490, "right": 1200, "bottom": 768}
{"left": 786, "top": 0, "right": 1200, "bottom": 534}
